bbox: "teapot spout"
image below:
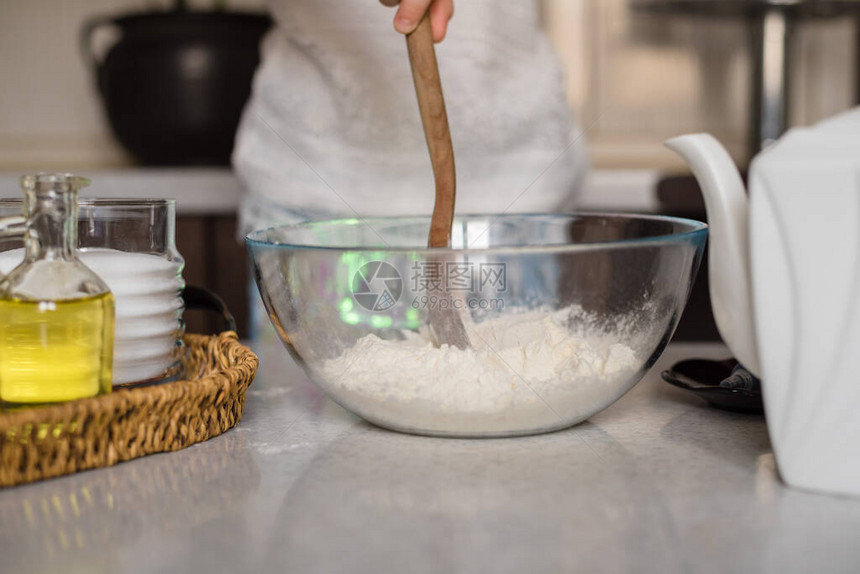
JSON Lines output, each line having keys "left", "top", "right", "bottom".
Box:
{"left": 665, "top": 134, "right": 760, "bottom": 376}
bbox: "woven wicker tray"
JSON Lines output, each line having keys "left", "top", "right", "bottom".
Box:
{"left": 0, "top": 332, "right": 258, "bottom": 488}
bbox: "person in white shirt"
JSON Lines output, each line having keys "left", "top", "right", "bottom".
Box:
{"left": 233, "top": 0, "right": 587, "bottom": 236}
{"left": 233, "top": 0, "right": 588, "bottom": 338}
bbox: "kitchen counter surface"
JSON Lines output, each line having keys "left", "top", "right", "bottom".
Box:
{"left": 0, "top": 169, "right": 243, "bottom": 216}
{"left": 0, "top": 168, "right": 662, "bottom": 216}
{"left": 2, "top": 340, "right": 860, "bottom": 574}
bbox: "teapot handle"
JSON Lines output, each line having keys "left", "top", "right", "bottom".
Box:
{"left": 79, "top": 16, "right": 115, "bottom": 94}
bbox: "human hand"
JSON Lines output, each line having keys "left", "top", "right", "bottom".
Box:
{"left": 379, "top": 0, "right": 454, "bottom": 43}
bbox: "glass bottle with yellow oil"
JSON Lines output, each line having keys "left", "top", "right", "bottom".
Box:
{"left": 0, "top": 174, "right": 114, "bottom": 405}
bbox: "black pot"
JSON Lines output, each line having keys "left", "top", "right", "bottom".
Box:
{"left": 81, "top": 10, "right": 272, "bottom": 166}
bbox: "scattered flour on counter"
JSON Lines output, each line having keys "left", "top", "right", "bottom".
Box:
{"left": 316, "top": 305, "right": 645, "bottom": 432}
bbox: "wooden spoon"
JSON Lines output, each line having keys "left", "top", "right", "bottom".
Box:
{"left": 405, "top": 12, "right": 471, "bottom": 349}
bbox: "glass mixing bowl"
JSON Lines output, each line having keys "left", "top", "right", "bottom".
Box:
{"left": 246, "top": 214, "right": 707, "bottom": 437}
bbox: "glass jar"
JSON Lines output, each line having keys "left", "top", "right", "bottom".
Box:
{"left": 76, "top": 199, "right": 185, "bottom": 386}
{"left": 0, "top": 174, "right": 115, "bottom": 404}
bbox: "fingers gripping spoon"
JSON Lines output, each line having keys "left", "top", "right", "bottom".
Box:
{"left": 405, "top": 12, "right": 471, "bottom": 350}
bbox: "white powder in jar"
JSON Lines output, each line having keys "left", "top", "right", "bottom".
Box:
{"left": 316, "top": 305, "right": 645, "bottom": 435}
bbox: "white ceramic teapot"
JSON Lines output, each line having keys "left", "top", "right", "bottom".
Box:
{"left": 666, "top": 107, "right": 860, "bottom": 497}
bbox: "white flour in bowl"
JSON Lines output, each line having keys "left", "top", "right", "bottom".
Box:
{"left": 316, "top": 305, "right": 646, "bottom": 435}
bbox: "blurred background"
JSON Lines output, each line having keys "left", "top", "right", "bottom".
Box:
{"left": 0, "top": 0, "right": 857, "bottom": 338}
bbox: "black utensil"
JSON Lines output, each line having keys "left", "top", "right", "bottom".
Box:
{"left": 661, "top": 358, "right": 764, "bottom": 413}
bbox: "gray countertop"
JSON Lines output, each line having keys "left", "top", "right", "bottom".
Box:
{"left": 2, "top": 340, "right": 860, "bottom": 574}
{"left": 0, "top": 169, "right": 243, "bottom": 217}
{"left": 0, "top": 169, "right": 662, "bottom": 217}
